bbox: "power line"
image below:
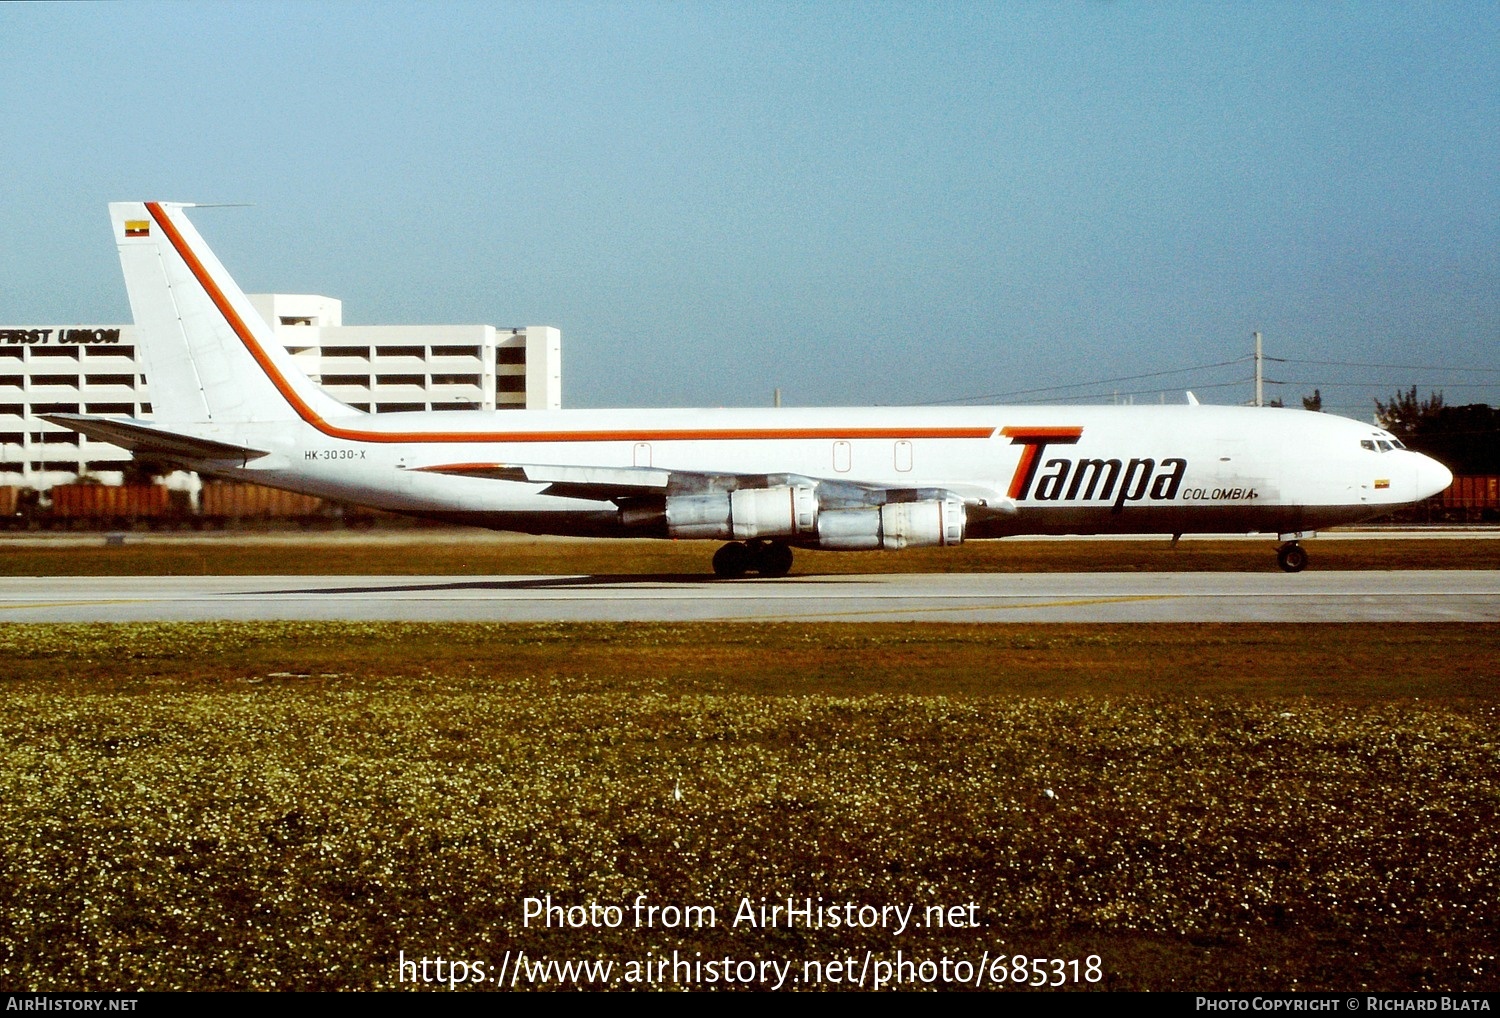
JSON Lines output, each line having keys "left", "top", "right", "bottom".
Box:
{"left": 911, "top": 346, "right": 1500, "bottom": 409}
{"left": 1005, "top": 379, "right": 1254, "bottom": 405}
{"left": 914, "top": 356, "right": 1251, "bottom": 406}
{"left": 1271, "top": 379, "right": 1500, "bottom": 390}
{"left": 1276, "top": 357, "right": 1500, "bottom": 373}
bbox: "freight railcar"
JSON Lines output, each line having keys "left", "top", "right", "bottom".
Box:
{"left": 0, "top": 482, "right": 379, "bottom": 529}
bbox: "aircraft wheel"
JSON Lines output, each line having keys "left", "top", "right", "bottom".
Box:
{"left": 1277, "top": 541, "right": 1308, "bottom": 573}
{"left": 754, "top": 542, "right": 794, "bottom": 578}
{"left": 712, "top": 542, "right": 752, "bottom": 578}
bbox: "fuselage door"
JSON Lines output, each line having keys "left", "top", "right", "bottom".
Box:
{"left": 895, "top": 440, "right": 913, "bottom": 473}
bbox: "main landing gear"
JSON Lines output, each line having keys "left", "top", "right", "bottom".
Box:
{"left": 1276, "top": 541, "right": 1308, "bottom": 573}
{"left": 712, "top": 540, "right": 794, "bottom": 579}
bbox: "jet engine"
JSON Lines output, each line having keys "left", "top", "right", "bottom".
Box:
{"left": 816, "top": 495, "right": 966, "bottom": 550}
{"left": 664, "top": 484, "right": 819, "bottom": 540}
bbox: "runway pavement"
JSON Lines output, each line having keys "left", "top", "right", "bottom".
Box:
{"left": 3, "top": 571, "right": 1498, "bottom": 623}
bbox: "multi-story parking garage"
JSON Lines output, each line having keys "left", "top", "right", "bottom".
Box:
{"left": 0, "top": 294, "right": 561, "bottom": 490}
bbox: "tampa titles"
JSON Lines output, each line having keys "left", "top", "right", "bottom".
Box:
{"left": 1002, "top": 426, "right": 1188, "bottom": 511}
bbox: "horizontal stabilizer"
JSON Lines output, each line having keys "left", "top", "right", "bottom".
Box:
{"left": 413, "top": 462, "right": 672, "bottom": 501}
{"left": 41, "top": 414, "right": 269, "bottom": 464}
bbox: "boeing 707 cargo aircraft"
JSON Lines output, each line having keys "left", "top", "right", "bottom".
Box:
{"left": 44, "top": 202, "right": 1453, "bottom": 576}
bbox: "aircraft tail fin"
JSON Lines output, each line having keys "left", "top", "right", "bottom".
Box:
{"left": 109, "top": 202, "right": 352, "bottom": 426}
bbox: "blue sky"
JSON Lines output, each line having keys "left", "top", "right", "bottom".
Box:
{"left": 3, "top": 2, "right": 1496, "bottom": 416}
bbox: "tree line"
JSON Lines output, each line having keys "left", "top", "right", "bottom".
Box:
{"left": 1372, "top": 388, "right": 1498, "bottom": 475}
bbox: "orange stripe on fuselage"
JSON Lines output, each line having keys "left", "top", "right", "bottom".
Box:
{"left": 999, "top": 426, "right": 1085, "bottom": 440}
{"left": 146, "top": 202, "right": 996, "bottom": 446}
{"left": 999, "top": 425, "right": 1085, "bottom": 500}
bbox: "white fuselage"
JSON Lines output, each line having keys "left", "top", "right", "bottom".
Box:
{"left": 193, "top": 402, "right": 1448, "bottom": 540}
{"left": 79, "top": 201, "right": 1453, "bottom": 560}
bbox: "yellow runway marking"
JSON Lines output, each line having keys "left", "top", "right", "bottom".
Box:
{"left": 0, "top": 600, "right": 147, "bottom": 611}
{"left": 724, "top": 593, "right": 1172, "bottom": 622}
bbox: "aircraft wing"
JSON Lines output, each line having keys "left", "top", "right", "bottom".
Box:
{"left": 413, "top": 460, "right": 1016, "bottom": 515}
{"left": 40, "top": 413, "right": 269, "bottom": 464}
{"left": 414, "top": 462, "right": 672, "bottom": 501}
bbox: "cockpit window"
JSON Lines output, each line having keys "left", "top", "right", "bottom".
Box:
{"left": 1390, "top": 438, "right": 1406, "bottom": 449}
{"left": 1361, "top": 440, "right": 1376, "bottom": 451}
{"left": 1377, "top": 440, "right": 1392, "bottom": 452}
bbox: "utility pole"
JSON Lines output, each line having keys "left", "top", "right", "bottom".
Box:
{"left": 1253, "top": 331, "right": 1263, "bottom": 407}
{"left": 773, "top": 388, "right": 782, "bottom": 408}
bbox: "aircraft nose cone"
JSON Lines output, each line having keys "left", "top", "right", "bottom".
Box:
{"left": 1415, "top": 454, "right": 1453, "bottom": 500}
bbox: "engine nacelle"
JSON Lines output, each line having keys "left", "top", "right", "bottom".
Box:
{"left": 816, "top": 496, "right": 966, "bottom": 550}
{"left": 665, "top": 485, "right": 818, "bottom": 540}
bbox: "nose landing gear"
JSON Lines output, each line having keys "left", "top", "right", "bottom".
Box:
{"left": 1276, "top": 541, "right": 1308, "bottom": 573}
{"left": 712, "top": 540, "right": 794, "bottom": 578}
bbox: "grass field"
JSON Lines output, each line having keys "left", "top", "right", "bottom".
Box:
{"left": 3, "top": 531, "right": 1499, "bottom": 576}
{"left": 1, "top": 622, "right": 1496, "bottom": 991}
